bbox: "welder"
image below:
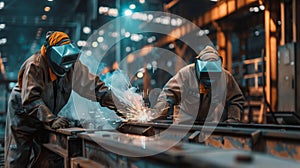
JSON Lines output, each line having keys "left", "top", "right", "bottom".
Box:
{"left": 5, "top": 31, "right": 118, "bottom": 167}
{"left": 150, "top": 45, "right": 245, "bottom": 124}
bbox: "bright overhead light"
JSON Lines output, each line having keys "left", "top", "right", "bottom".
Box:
{"left": 137, "top": 72, "right": 144, "bottom": 78}
{"left": 77, "top": 40, "right": 87, "bottom": 47}
{"left": 108, "top": 8, "right": 118, "bottom": 17}
{"left": 124, "top": 9, "right": 132, "bottom": 16}
{"left": 97, "top": 36, "right": 104, "bottom": 43}
{"left": 129, "top": 4, "right": 136, "bottom": 10}
{"left": 0, "top": 2, "right": 4, "bottom": 10}
{"left": 0, "top": 23, "right": 5, "bottom": 29}
{"left": 259, "top": 5, "right": 265, "bottom": 10}
{"left": 83, "top": 26, "right": 91, "bottom": 34}
{"left": 44, "top": 6, "right": 51, "bottom": 12}
{"left": 0, "top": 38, "right": 7, "bottom": 45}
{"left": 41, "top": 15, "right": 47, "bottom": 20}
{"left": 92, "top": 41, "right": 98, "bottom": 48}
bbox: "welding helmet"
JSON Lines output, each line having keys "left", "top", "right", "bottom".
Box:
{"left": 195, "top": 46, "right": 222, "bottom": 87}
{"left": 44, "top": 31, "right": 81, "bottom": 77}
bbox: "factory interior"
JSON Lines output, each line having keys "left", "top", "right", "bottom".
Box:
{"left": 1, "top": 0, "right": 300, "bottom": 167}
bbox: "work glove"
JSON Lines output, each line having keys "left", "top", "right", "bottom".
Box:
{"left": 96, "top": 89, "right": 126, "bottom": 118}
{"left": 51, "top": 116, "right": 70, "bottom": 129}
{"left": 97, "top": 89, "right": 117, "bottom": 111}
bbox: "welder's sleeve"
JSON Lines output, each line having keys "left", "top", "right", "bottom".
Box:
{"left": 72, "top": 61, "right": 118, "bottom": 112}
{"left": 225, "top": 73, "right": 245, "bottom": 122}
{"left": 20, "top": 63, "right": 56, "bottom": 124}
{"left": 151, "top": 71, "right": 183, "bottom": 119}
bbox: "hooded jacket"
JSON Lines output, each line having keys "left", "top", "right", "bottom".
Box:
{"left": 154, "top": 63, "right": 244, "bottom": 124}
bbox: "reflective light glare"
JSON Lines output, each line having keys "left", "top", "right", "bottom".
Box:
{"left": 111, "top": 32, "right": 118, "bottom": 38}
{"left": 137, "top": 72, "right": 144, "bottom": 78}
{"left": 166, "top": 60, "right": 173, "bottom": 67}
{"left": 99, "top": 6, "right": 118, "bottom": 17}
{"left": 86, "top": 50, "right": 92, "bottom": 56}
{"left": 99, "top": 6, "right": 109, "bottom": 14}
{"left": 63, "top": 64, "right": 73, "bottom": 69}
{"left": 83, "top": 26, "right": 91, "bottom": 34}
{"left": 168, "top": 43, "right": 175, "bottom": 49}
{"left": 139, "top": 0, "right": 145, "bottom": 4}
{"left": 253, "top": 7, "right": 259, "bottom": 12}
{"left": 198, "top": 29, "right": 210, "bottom": 36}
{"left": 77, "top": 40, "right": 87, "bottom": 47}
{"left": 97, "top": 36, "right": 104, "bottom": 43}
{"left": 108, "top": 8, "right": 118, "bottom": 17}
{"left": 131, "top": 12, "right": 148, "bottom": 21}
{"left": 98, "top": 30, "right": 104, "bottom": 35}
{"left": 249, "top": 6, "right": 263, "bottom": 13}
{"left": 44, "top": 6, "right": 51, "bottom": 12}
{"left": 41, "top": 15, "right": 47, "bottom": 20}
{"left": 124, "top": 9, "right": 132, "bottom": 16}
{"left": 124, "top": 32, "right": 131, "bottom": 38}
{"left": 0, "top": 38, "right": 7, "bottom": 45}
{"left": 259, "top": 5, "right": 265, "bottom": 10}
{"left": 147, "top": 36, "right": 156, "bottom": 43}
{"left": 0, "top": 2, "right": 4, "bottom": 10}
{"left": 130, "top": 34, "right": 143, "bottom": 42}
{"left": 129, "top": 4, "right": 136, "bottom": 10}
{"left": 48, "top": 0, "right": 53, "bottom": 1}
{"left": 0, "top": 23, "right": 5, "bottom": 29}
{"left": 125, "top": 47, "right": 131, "bottom": 52}
{"left": 92, "top": 41, "right": 98, "bottom": 48}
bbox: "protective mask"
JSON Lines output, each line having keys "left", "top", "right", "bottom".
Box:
{"left": 195, "top": 58, "right": 222, "bottom": 82}
{"left": 48, "top": 43, "right": 80, "bottom": 77}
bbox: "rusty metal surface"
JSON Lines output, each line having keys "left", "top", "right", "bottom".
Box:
{"left": 77, "top": 131, "right": 300, "bottom": 168}
{"left": 43, "top": 122, "right": 300, "bottom": 167}
{"left": 205, "top": 135, "right": 252, "bottom": 151}
{"left": 118, "top": 121, "right": 300, "bottom": 162}
{"left": 266, "top": 140, "right": 300, "bottom": 161}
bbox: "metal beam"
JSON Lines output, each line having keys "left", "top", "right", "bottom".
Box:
{"left": 197, "top": 0, "right": 258, "bottom": 27}
{"left": 154, "top": 0, "right": 259, "bottom": 49}
{"left": 264, "top": 1, "right": 279, "bottom": 111}
{"left": 164, "top": 0, "right": 180, "bottom": 11}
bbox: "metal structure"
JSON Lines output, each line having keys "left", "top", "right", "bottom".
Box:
{"left": 42, "top": 122, "right": 300, "bottom": 168}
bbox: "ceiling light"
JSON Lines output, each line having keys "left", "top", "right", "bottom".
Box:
{"left": 77, "top": 40, "right": 87, "bottom": 47}
{"left": 0, "top": 38, "right": 7, "bottom": 45}
{"left": 41, "top": 15, "right": 47, "bottom": 20}
{"left": 44, "top": 6, "right": 51, "bottom": 12}
{"left": 124, "top": 9, "right": 132, "bottom": 16}
{"left": 0, "top": 2, "right": 4, "bottom": 10}
{"left": 97, "top": 36, "right": 104, "bottom": 43}
{"left": 108, "top": 8, "right": 118, "bottom": 17}
{"left": 0, "top": 23, "right": 5, "bottom": 29}
{"left": 92, "top": 41, "right": 98, "bottom": 48}
{"left": 83, "top": 26, "right": 91, "bottom": 34}
{"left": 137, "top": 72, "right": 144, "bottom": 78}
{"left": 259, "top": 5, "right": 265, "bottom": 10}
{"left": 129, "top": 4, "right": 136, "bottom": 10}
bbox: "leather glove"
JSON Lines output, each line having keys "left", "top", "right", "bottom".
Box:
{"left": 97, "top": 89, "right": 117, "bottom": 111}
{"left": 51, "top": 116, "right": 70, "bottom": 129}
{"left": 11, "top": 94, "right": 26, "bottom": 115}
